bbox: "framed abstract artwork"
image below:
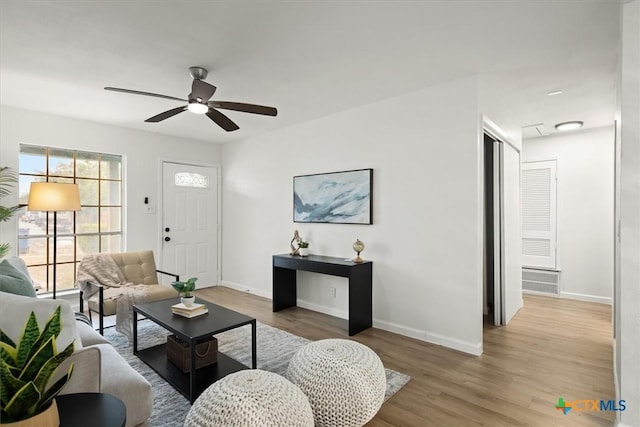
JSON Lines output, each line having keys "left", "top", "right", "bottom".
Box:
{"left": 293, "top": 168, "right": 373, "bottom": 224}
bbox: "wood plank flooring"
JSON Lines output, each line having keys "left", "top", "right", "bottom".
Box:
{"left": 194, "top": 287, "right": 614, "bottom": 427}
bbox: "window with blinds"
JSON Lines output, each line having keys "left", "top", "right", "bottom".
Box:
{"left": 522, "top": 160, "right": 557, "bottom": 268}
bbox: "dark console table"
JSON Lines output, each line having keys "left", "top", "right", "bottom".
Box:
{"left": 272, "top": 254, "right": 372, "bottom": 335}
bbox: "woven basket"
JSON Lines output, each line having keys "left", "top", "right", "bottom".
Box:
{"left": 167, "top": 334, "right": 218, "bottom": 373}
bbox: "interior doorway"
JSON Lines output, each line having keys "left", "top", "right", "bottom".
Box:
{"left": 161, "top": 161, "right": 219, "bottom": 287}
{"left": 483, "top": 129, "right": 523, "bottom": 326}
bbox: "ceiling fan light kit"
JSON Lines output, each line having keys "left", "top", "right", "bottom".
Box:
{"left": 188, "top": 101, "right": 208, "bottom": 114}
{"left": 554, "top": 121, "right": 583, "bottom": 131}
{"left": 104, "top": 66, "right": 277, "bottom": 131}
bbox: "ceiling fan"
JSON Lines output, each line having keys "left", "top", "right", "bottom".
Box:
{"left": 104, "top": 66, "right": 277, "bottom": 132}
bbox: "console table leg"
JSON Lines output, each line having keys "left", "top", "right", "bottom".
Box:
{"left": 348, "top": 264, "right": 373, "bottom": 335}
{"left": 273, "top": 266, "right": 297, "bottom": 311}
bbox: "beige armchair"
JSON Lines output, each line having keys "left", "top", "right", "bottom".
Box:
{"left": 78, "top": 250, "right": 179, "bottom": 334}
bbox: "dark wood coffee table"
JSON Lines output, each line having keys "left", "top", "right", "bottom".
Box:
{"left": 133, "top": 298, "right": 256, "bottom": 403}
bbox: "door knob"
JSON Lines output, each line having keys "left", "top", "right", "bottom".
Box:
{"left": 165, "top": 227, "right": 170, "bottom": 232}
{"left": 164, "top": 237, "right": 171, "bottom": 242}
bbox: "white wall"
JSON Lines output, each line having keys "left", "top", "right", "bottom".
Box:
{"left": 221, "top": 75, "right": 485, "bottom": 354}
{"left": 0, "top": 106, "right": 221, "bottom": 265}
{"left": 523, "top": 127, "right": 614, "bottom": 304}
{"left": 616, "top": 1, "right": 640, "bottom": 426}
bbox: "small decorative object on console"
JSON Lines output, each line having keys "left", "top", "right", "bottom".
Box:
{"left": 353, "top": 239, "right": 365, "bottom": 263}
{"left": 298, "top": 240, "right": 310, "bottom": 257}
{"left": 290, "top": 230, "right": 301, "bottom": 256}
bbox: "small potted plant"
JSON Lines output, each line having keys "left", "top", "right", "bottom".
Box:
{"left": 172, "top": 277, "right": 198, "bottom": 306}
{"left": 0, "top": 306, "right": 75, "bottom": 426}
{"left": 298, "top": 240, "right": 310, "bottom": 257}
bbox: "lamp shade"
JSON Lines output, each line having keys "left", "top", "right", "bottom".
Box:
{"left": 27, "top": 182, "right": 81, "bottom": 212}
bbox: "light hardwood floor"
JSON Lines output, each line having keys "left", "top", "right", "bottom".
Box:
{"left": 194, "top": 287, "right": 614, "bottom": 427}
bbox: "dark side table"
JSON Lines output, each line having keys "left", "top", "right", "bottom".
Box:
{"left": 57, "top": 393, "right": 126, "bottom": 427}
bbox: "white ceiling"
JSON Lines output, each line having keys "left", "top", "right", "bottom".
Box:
{"left": 0, "top": 1, "right": 621, "bottom": 144}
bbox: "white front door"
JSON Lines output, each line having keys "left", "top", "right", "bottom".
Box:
{"left": 161, "top": 162, "right": 219, "bottom": 287}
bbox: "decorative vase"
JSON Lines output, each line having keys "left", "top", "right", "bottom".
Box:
{"left": 3, "top": 400, "right": 60, "bottom": 427}
{"left": 353, "top": 239, "right": 365, "bottom": 263}
{"left": 299, "top": 248, "right": 310, "bottom": 257}
{"left": 181, "top": 295, "right": 195, "bottom": 307}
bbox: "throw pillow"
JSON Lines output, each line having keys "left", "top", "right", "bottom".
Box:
{"left": 0, "top": 291, "right": 82, "bottom": 351}
{"left": 0, "top": 259, "right": 37, "bottom": 297}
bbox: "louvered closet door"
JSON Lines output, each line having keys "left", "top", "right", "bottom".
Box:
{"left": 521, "top": 161, "right": 557, "bottom": 268}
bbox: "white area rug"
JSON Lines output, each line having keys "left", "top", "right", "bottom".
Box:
{"left": 105, "top": 319, "right": 410, "bottom": 426}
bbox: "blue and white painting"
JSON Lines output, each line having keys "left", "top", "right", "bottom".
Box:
{"left": 294, "top": 169, "right": 372, "bottom": 224}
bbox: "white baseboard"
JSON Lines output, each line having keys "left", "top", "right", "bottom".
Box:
{"left": 559, "top": 291, "right": 612, "bottom": 305}
{"left": 523, "top": 289, "right": 559, "bottom": 297}
{"left": 221, "top": 281, "right": 482, "bottom": 356}
{"left": 523, "top": 290, "right": 612, "bottom": 305}
{"left": 220, "top": 281, "right": 271, "bottom": 299}
{"left": 373, "top": 318, "right": 483, "bottom": 356}
{"left": 297, "top": 299, "right": 348, "bottom": 320}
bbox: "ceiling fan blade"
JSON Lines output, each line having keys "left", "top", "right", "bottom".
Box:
{"left": 104, "top": 87, "right": 186, "bottom": 102}
{"left": 206, "top": 108, "right": 239, "bottom": 132}
{"left": 210, "top": 101, "right": 278, "bottom": 116}
{"left": 189, "top": 79, "right": 216, "bottom": 102}
{"left": 145, "top": 106, "right": 188, "bottom": 123}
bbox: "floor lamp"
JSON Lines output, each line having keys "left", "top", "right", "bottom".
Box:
{"left": 28, "top": 182, "right": 81, "bottom": 299}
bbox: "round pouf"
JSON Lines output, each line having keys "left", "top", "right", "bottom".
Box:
{"left": 184, "top": 369, "right": 314, "bottom": 427}
{"left": 286, "top": 339, "right": 387, "bottom": 427}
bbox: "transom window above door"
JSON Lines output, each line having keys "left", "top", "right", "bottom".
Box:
{"left": 174, "top": 172, "right": 209, "bottom": 188}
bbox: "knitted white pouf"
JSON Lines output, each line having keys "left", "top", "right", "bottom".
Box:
{"left": 184, "top": 369, "right": 314, "bottom": 427}
{"left": 286, "top": 339, "right": 387, "bottom": 427}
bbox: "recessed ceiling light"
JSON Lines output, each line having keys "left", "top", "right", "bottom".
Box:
{"left": 555, "top": 121, "right": 583, "bottom": 131}
{"left": 547, "top": 90, "right": 563, "bottom": 96}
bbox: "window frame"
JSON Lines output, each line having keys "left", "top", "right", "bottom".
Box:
{"left": 17, "top": 144, "right": 124, "bottom": 294}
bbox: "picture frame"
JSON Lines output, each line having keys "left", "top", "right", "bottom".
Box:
{"left": 293, "top": 168, "right": 373, "bottom": 224}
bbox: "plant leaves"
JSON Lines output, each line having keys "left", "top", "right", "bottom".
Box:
{"left": 20, "top": 336, "right": 55, "bottom": 383}
{"left": 16, "top": 312, "right": 40, "bottom": 369}
{"left": 27, "top": 306, "right": 62, "bottom": 364}
{"left": 0, "top": 341, "right": 17, "bottom": 367}
{"left": 3, "top": 381, "right": 40, "bottom": 421}
{"left": 32, "top": 340, "right": 74, "bottom": 393}
{"left": 39, "top": 364, "right": 73, "bottom": 411}
{"left": 0, "top": 243, "right": 9, "bottom": 260}
{"left": 0, "top": 206, "right": 21, "bottom": 223}
{"left": 0, "top": 329, "right": 16, "bottom": 348}
{"left": 0, "top": 166, "right": 17, "bottom": 201}
{"left": 0, "top": 358, "right": 27, "bottom": 409}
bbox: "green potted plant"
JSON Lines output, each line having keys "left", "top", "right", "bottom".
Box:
{"left": 0, "top": 166, "right": 19, "bottom": 259}
{"left": 171, "top": 277, "right": 198, "bottom": 306}
{"left": 298, "top": 240, "right": 310, "bottom": 257}
{"left": 0, "top": 306, "right": 75, "bottom": 426}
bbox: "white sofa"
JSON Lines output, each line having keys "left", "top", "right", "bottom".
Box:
{"left": 0, "top": 265, "right": 153, "bottom": 426}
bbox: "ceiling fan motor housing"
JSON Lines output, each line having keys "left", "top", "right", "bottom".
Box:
{"left": 189, "top": 66, "right": 208, "bottom": 80}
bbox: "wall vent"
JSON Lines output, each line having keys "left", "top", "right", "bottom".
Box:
{"left": 522, "top": 268, "right": 560, "bottom": 295}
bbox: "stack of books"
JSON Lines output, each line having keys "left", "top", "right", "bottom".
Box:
{"left": 171, "top": 302, "right": 208, "bottom": 318}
